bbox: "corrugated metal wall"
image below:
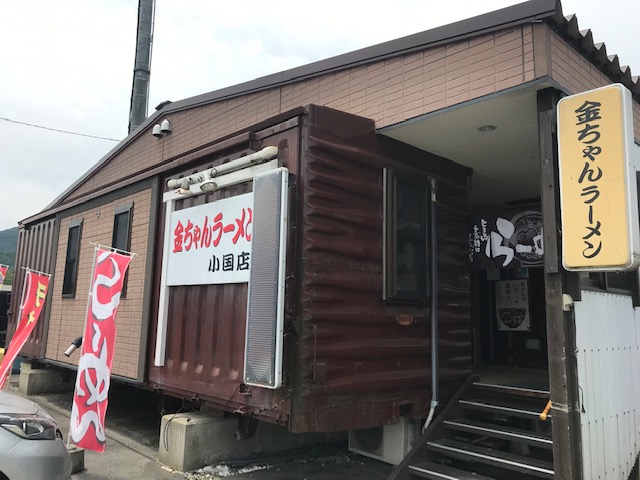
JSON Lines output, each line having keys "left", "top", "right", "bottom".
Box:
{"left": 290, "top": 107, "right": 473, "bottom": 432}
{"left": 147, "top": 134, "right": 297, "bottom": 425}
{"left": 8, "top": 219, "right": 57, "bottom": 358}
{"left": 574, "top": 290, "right": 640, "bottom": 479}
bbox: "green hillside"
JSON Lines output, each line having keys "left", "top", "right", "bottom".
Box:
{"left": 0, "top": 227, "right": 18, "bottom": 285}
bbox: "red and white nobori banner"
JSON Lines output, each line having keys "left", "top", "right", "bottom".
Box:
{"left": 0, "top": 264, "right": 8, "bottom": 287}
{"left": 0, "top": 270, "right": 50, "bottom": 389}
{"left": 70, "top": 247, "right": 133, "bottom": 452}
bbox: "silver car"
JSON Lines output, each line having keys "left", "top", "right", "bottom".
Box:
{"left": 0, "top": 390, "right": 72, "bottom": 480}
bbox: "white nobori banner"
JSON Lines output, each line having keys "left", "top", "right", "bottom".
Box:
{"left": 167, "top": 192, "right": 253, "bottom": 286}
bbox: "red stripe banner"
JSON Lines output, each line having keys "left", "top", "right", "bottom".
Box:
{"left": 69, "top": 247, "right": 133, "bottom": 452}
{"left": 0, "top": 264, "right": 8, "bottom": 287}
{"left": 0, "top": 270, "right": 50, "bottom": 389}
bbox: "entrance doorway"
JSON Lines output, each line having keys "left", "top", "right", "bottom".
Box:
{"left": 473, "top": 266, "right": 548, "bottom": 370}
{"left": 470, "top": 205, "right": 549, "bottom": 373}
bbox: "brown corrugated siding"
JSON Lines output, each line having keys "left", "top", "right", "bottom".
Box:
{"left": 45, "top": 189, "right": 152, "bottom": 379}
{"left": 8, "top": 219, "right": 57, "bottom": 357}
{"left": 143, "top": 108, "right": 471, "bottom": 432}
{"left": 63, "top": 26, "right": 533, "bottom": 206}
{"left": 289, "top": 106, "right": 472, "bottom": 432}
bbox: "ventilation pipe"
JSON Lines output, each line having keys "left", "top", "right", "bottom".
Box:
{"left": 423, "top": 178, "right": 439, "bottom": 433}
{"left": 128, "top": 0, "right": 156, "bottom": 134}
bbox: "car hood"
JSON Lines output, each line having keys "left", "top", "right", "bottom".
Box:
{"left": 0, "top": 391, "right": 40, "bottom": 415}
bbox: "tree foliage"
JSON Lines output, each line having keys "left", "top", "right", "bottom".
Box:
{"left": 0, "top": 227, "right": 18, "bottom": 285}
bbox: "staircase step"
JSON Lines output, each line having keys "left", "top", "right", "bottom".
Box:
{"left": 427, "top": 439, "right": 554, "bottom": 479}
{"left": 444, "top": 418, "right": 553, "bottom": 449}
{"left": 459, "top": 399, "right": 549, "bottom": 420}
{"left": 473, "top": 382, "right": 550, "bottom": 400}
{"left": 408, "top": 461, "right": 496, "bottom": 479}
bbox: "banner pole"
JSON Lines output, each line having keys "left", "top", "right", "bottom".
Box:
{"left": 8, "top": 271, "right": 30, "bottom": 388}
{"left": 0, "top": 270, "right": 50, "bottom": 390}
{"left": 88, "top": 242, "right": 138, "bottom": 258}
{"left": 20, "top": 266, "right": 52, "bottom": 278}
{"left": 68, "top": 245, "right": 100, "bottom": 448}
{"left": 68, "top": 245, "right": 134, "bottom": 452}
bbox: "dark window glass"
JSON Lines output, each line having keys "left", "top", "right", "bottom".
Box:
{"left": 384, "top": 168, "right": 430, "bottom": 302}
{"left": 62, "top": 220, "right": 83, "bottom": 297}
{"left": 113, "top": 211, "right": 131, "bottom": 252}
{"left": 112, "top": 204, "right": 133, "bottom": 297}
{"left": 606, "top": 272, "right": 633, "bottom": 291}
{"left": 579, "top": 271, "right": 636, "bottom": 297}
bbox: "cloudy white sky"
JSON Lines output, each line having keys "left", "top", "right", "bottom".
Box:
{"left": 1, "top": 0, "right": 638, "bottom": 231}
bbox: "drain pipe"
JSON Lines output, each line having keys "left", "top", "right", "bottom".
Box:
{"left": 423, "top": 178, "right": 438, "bottom": 434}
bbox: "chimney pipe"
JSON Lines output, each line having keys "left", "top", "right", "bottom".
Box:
{"left": 128, "top": 0, "right": 156, "bottom": 134}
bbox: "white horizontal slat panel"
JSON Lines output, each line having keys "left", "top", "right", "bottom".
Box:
{"left": 574, "top": 291, "right": 640, "bottom": 479}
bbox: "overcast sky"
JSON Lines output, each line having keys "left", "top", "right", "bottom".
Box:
{"left": 0, "top": 0, "right": 638, "bottom": 231}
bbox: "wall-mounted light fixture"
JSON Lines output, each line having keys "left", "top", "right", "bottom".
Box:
{"left": 160, "top": 119, "right": 172, "bottom": 134}
{"left": 166, "top": 146, "right": 279, "bottom": 196}
{"left": 152, "top": 118, "right": 172, "bottom": 138}
{"left": 199, "top": 180, "right": 217, "bottom": 193}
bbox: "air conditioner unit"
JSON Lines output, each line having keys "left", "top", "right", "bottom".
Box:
{"left": 348, "top": 418, "right": 420, "bottom": 466}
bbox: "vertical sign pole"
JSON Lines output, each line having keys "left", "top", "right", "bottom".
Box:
{"left": 537, "top": 87, "right": 583, "bottom": 480}
{"left": 154, "top": 197, "right": 175, "bottom": 366}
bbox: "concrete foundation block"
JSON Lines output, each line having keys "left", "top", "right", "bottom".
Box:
{"left": 18, "top": 362, "right": 75, "bottom": 395}
{"left": 158, "top": 412, "right": 345, "bottom": 472}
{"left": 67, "top": 445, "right": 85, "bottom": 474}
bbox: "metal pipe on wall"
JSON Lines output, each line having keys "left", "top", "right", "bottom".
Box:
{"left": 423, "top": 178, "right": 439, "bottom": 433}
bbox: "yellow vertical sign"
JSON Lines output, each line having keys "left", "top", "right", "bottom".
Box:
{"left": 557, "top": 84, "right": 637, "bottom": 271}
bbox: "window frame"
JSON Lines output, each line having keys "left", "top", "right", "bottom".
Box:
{"left": 383, "top": 167, "right": 431, "bottom": 303}
{"left": 112, "top": 202, "right": 133, "bottom": 298}
{"left": 62, "top": 218, "right": 83, "bottom": 298}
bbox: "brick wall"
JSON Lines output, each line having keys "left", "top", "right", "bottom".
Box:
{"left": 67, "top": 25, "right": 534, "bottom": 202}
{"left": 46, "top": 188, "right": 151, "bottom": 379}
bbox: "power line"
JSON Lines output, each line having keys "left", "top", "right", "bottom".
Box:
{"left": 0, "top": 117, "right": 120, "bottom": 142}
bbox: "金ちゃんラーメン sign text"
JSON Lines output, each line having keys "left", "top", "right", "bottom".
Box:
{"left": 557, "top": 84, "right": 638, "bottom": 271}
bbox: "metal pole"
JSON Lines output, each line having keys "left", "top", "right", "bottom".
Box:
{"left": 430, "top": 178, "right": 439, "bottom": 406}
{"left": 128, "top": 0, "right": 156, "bottom": 134}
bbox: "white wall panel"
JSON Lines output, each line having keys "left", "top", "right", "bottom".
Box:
{"left": 574, "top": 290, "right": 640, "bottom": 480}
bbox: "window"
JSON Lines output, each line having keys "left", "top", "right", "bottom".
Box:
{"left": 580, "top": 271, "right": 639, "bottom": 306}
{"left": 62, "top": 218, "right": 83, "bottom": 297}
{"left": 577, "top": 169, "right": 640, "bottom": 305}
{"left": 580, "top": 272, "right": 634, "bottom": 292}
{"left": 383, "top": 168, "right": 431, "bottom": 302}
{"left": 112, "top": 203, "right": 133, "bottom": 297}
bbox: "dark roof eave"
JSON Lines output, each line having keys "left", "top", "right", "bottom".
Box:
{"left": 163, "top": 0, "right": 560, "bottom": 114}
{"left": 38, "top": 0, "right": 639, "bottom": 219}
{"left": 550, "top": 13, "right": 640, "bottom": 98}
{"left": 40, "top": 106, "right": 166, "bottom": 213}
{"left": 40, "top": 0, "right": 560, "bottom": 214}
{"left": 39, "top": 1, "right": 559, "bottom": 215}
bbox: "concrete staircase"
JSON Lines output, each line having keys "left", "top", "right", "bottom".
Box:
{"left": 389, "top": 376, "right": 553, "bottom": 480}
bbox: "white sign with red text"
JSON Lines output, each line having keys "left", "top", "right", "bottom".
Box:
{"left": 167, "top": 192, "right": 253, "bottom": 286}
